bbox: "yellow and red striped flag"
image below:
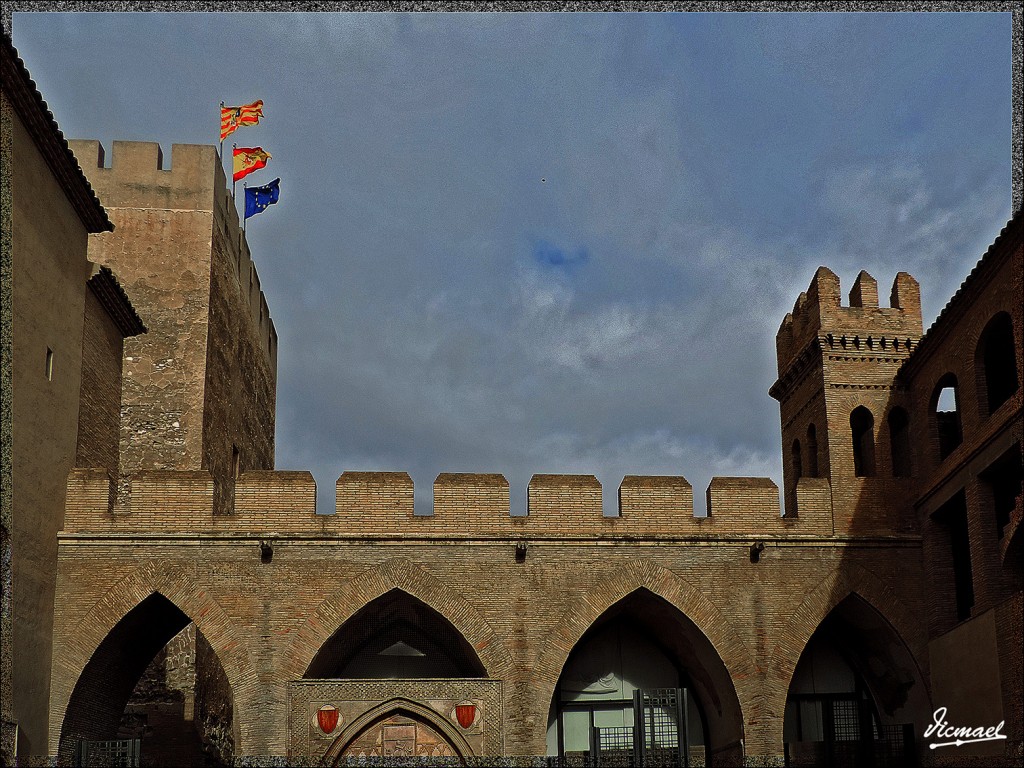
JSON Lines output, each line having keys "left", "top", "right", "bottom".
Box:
{"left": 221, "top": 99, "right": 264, "bottom": 141}
{"left": 233, "top": 147, "right": 271, "bottom": 182}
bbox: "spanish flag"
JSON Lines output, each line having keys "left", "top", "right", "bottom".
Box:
{"left": 221, "top": 100, "right": 264, "bottom": 141}
{"left": 233, "top": 147, "right": 271, "bottom": 182}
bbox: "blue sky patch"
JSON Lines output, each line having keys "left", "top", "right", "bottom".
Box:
{"left": 532, "top": 240, "right": 591, "bottom": 270}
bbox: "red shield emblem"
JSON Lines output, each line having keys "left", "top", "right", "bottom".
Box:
{"left": 317, "top": 705, "right": 339, "bottom": 734}
{"left": 455, "top": 703, "right": 476, "bottom": 729}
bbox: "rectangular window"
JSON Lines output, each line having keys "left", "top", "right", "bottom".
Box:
{"left": 45, "top": 348, "right": 53, "bottom": 380}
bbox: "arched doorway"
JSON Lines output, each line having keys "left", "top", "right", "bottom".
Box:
{"left": 783, "top": 595, "right": 928, "bottom": 767}
{"left": 321, "top": 700, "right": 475, "bottom": 764}
{"left": 546, "top": 589, "right": 743, "bottom": 767}
{"left": 58, "top": 593, "right": 235, "bottom": 767}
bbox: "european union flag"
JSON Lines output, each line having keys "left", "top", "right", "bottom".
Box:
{"left": 244, "top": 178, "right": 281, "bottom": 220}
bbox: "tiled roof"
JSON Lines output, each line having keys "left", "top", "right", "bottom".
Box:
{"left": 1, "top": 29, "right": 112, "bottom": 232}
{"left": 87, "top": 265, "right": 146, "bottom": 337}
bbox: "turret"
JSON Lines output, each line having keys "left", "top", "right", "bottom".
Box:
{"left": 770, "top": 269, "right": 922, "bottom": 534}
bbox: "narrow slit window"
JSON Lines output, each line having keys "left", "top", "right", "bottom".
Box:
{"left": 806, "top": 424, "right": 819, "bottom": 478}
{"left": 45, "top": 347, "right": 53, "bottom": 380}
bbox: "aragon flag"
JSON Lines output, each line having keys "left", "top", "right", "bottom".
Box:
{"left": 244, "top": 178, "right": 281, "bottom": 220}
{"left": 221, "top": 99, "right": 264, "bottom": 141}
{"left": 233, "top": 147, "right": 271, "bottom": 182}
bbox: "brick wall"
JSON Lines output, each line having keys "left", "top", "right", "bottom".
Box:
{"left": 75, "top": 288, "right": 123, "bottom": 475}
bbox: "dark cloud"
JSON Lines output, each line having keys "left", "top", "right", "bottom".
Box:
{"left": 11, "top": 11, "right": 1014, "bottom": 517}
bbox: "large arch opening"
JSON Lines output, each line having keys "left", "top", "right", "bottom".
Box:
{"left": 58, "top": 593, "right": 235, "bottom": 767}
{"left": 783, "top": 594, "right": 929, "bottom": 767}
{"left": 304, "top": 588, "right": 486, "bottom": 679}
{"left": 545, "top": 589, "right": 743, "bottom": 767}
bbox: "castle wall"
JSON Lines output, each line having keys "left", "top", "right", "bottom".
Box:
{"left": 203, "top": 167, "right": 276, "bottom": 514}
{"left": 67, "top": 141, "right": 277, "bottom": 514}
{"left": 7, "top": 102, "right": 93, "bottom": 758}
{"left": 68, "top": 141, "right": 214, "bottom": 490}
{"left": 51, "top": 468, "right": 929, "bottom": 763}
{"left": 900, "top": 220, "right": 1023, "bottom": 760}
{"left": 75, "top": 287, "right": 124, "bottom": 475}
{"left": 48, "top": 505, "right": 928, "bottom": 762}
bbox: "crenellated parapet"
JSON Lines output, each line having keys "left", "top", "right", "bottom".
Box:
{"left": 62, "top": 469, "right": 860, "bottom": 539}
{"left": 69, "top": 140, "right": 277, "bottom": 371}
{"left": 773, "top": 268, "right": 923, "bottom": 392}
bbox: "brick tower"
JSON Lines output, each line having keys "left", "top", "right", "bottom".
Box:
{"left": 769, "top": 267, "right": 924, "bottom": 534}
{"left": 68, "top": 141, "right": 278, "bottom": 514}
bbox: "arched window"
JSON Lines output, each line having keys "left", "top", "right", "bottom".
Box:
{"left": 850, "top": 407, "right": 875, "bottom": 477}
{"left": 304, "top": 590, "right": 485, "bottom": 679}
{"left": 888, "top": 408, "right": 911, "bottom": 478}
{"left": 792, "top": 439, "right": 803, "bottom": 482}
{"left": 932, "top": 375, "right": 962, "bottom": 461}
{"left": 976, "top": 312, "right": 1019, "bottom": 415}
{"left": 806, "top": 424, "right": 819, "bottom": 478}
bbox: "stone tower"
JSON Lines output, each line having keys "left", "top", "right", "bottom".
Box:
{"left": 769, "top": 267, "right": 924, "bottom": 534}
{"left": 68, "top": 141, "right": 278, "bottom": 514}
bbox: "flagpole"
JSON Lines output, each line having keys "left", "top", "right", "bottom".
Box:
{"left": 219, "top": 101, "right": 225, "bottom": 163}
{"left": 231, "top": 143, "right": 237, "bottom": 199}
{"left": 242, "top": 182, "right": 247, "bottom": 235}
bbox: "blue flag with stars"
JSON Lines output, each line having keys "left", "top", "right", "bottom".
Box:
{"left": 244, "top": 178, "right": 281, "bottom": 220}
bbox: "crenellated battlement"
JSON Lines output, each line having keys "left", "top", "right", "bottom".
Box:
{"left": 69, "top": 140, "right": 218, "bottom": 211}
{"left": 61, "top": 468, "right": 864, "bottom": 539}
{"left": 70, "top": 140, "right": 278, "bottom": 370}
{"left": 775, "top": 267, "right": 923, "bottom": 379}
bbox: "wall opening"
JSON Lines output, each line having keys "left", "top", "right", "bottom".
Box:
{"left": 304, "top": 589, "right": 485, "bottom": 679}
{"left": 546, "top": 589, "right": 744, "bottom": 767}
{"left": 783, "top": 595, "right": 926, "bottom": 767}
{"left": 850, "top": 407, "right": 876, "bottom": 477}
{"left": 976, "top": 312, "right": 1019, "bottom": 416}
{"left": 931, "top": 491, "right": 974, "bottom": 622}
{"left": 888, "top": 408, "right": 912, "bottom": 478}
{"left": 806, "top": 424, "right": 819, "bottom": 478}
{"left": 979, "top": 443, "right": 1023, "bottom": 540}
{"left": 931, "top": 376, "right": 962, "bottom": 461}
{"left": 58, "top": 594, "right": 234, "bottom": 767}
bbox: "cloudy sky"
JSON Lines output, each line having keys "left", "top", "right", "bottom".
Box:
{"left": 10, "top": 9, "right": 1015, "bottom": 515}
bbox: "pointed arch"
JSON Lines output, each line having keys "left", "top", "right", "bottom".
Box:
{"left": 50, "top": 560, "right": 253, "bottom": 760}
{"left": 535, "top": 559, "right": 754, "bottom": 691}
{"left": 534, "top": 559, "right": 752, "bottom": 762}
{"left": 286, "top": 559, "right": 514, "bottom": 683}
{"left": 320, "top": 697, "right": 475, "bottom": 765}
{"left": 766, "top": 564, "right": 931, "bottom": 732}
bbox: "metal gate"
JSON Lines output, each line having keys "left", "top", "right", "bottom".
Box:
{"left": 592, "top": 687, "right": 691, "bottom": 767}
{"left": 74, "top": 738, "right": 141, "bottom": 767}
